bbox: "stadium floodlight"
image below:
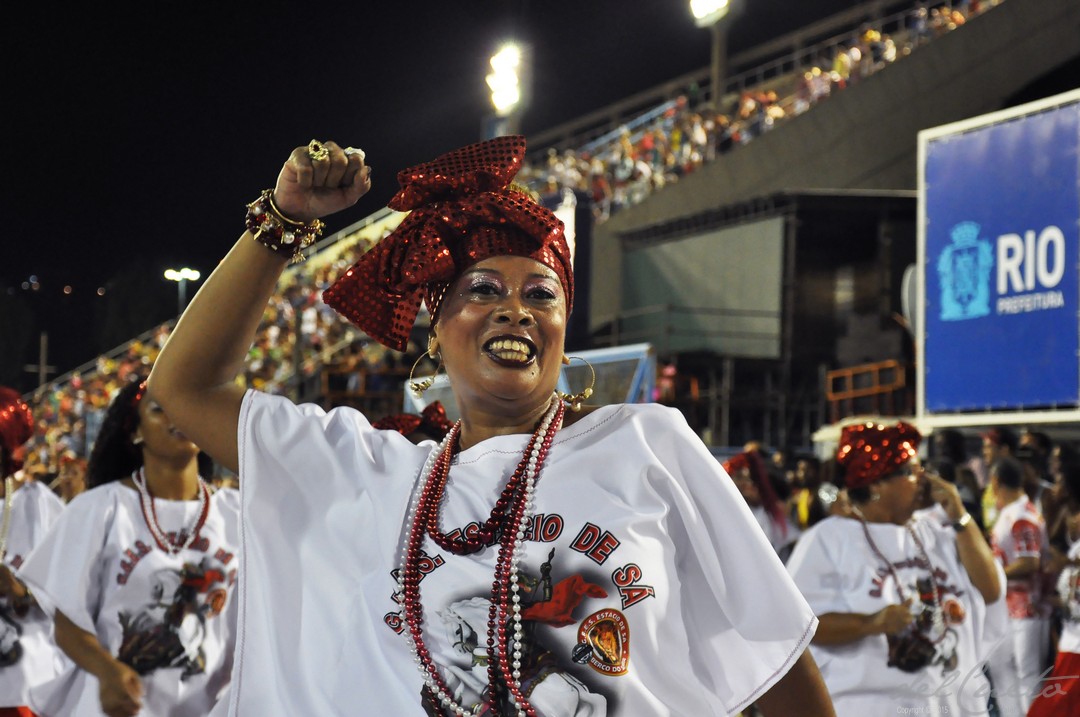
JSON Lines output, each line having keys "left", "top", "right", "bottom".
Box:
{"left": 164, "top": 268, "right": 201, "bottom": 282}
{"left": 690, "top": 0, "right": 730, "bottom": 27}
{"left": 486, "top": 43, "right": 523, "bottom": 116}
{"left": 689, "top": 0, "right": 732, "bottom": 109}
{"left": 691, "top": 0, "right": 734, "bottom": 27}
{"left": 164, "top": 267, "right": 201, "bottom": 314}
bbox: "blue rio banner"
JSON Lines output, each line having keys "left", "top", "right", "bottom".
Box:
{"left": 922, "top": 95, "right": 1080, "bottom": 412}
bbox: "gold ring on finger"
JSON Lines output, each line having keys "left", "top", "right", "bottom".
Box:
{"left": 308, "top": 139, "right": 330, "bottom": 162}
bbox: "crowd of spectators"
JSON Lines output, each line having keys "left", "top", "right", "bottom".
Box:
{"left": 516, "top": 0, "right": 998, "bottom": 223}
{"left": 18, "top": 0, "right": 1000, "bottom": 494}
{"left": 18, "top": 232, "right": 405, "bottom": 489}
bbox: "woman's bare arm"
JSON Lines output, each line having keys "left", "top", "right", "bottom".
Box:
{"left": 812, "top": 602, "right": 914, "bottom": 645}
{"left": 927, "top": 473, "right": 1002, "bottom": 603}
{"left": 54, "top": 610, "right": 143, "bottom": 717}
{"left": 756, "top": 649, "right": 836, "bottom": 716}
{"left": 148, "top": 143, "right": 370, "bottom": 472}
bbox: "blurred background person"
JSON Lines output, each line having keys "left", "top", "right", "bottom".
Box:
{"left": 981, "top": 426, "right": 1019, "bottom": 531}
{"left": 1027, "top": 479, "right": 1080, "bottom": 717}
{"left": 0, "top": 386, "right": 68, "bottom": 717}
{"left": 19, "top": 381, "right": 240, "bottom": 717}
{"left": 985, "top": 454, "right": 1050, "bottom": 717}
{"left": 48, "top": 452, "right": 87, "bottom": 505}
{"left": 930, "top": 428, "right": 984, "bottom": 529}
{"left": 725, "top": 449, "right": 800, "bottom": 561}
{"left": 787, "top": 421, "right": 1004, "bottom": 716}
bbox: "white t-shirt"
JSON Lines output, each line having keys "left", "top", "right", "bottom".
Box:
{"left": 224, "top": 391, "right": 817, "bottom": 716}
{"left": 787, "top": 514, "right": 1007, "bottom": 717}
{"left": 19, "top": 481, "right": 241, "bottom": 717}
{"left": 1, "top": 480, "right": 67, "bottom": 708}
{"left": 990, "top": 494, "right": 1048, "bottom": 619}
{"left": 1056, "top": 539, "right": 1080, "bottom": 655}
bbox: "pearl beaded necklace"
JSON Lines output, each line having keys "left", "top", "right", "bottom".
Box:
{"left": 396, "top": 397, "right": 564, "bottom": 717}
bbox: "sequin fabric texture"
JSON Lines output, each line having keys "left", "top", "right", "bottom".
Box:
{"left": 0, "top": 387, "right": 34, "bottom": 473}
{"left": 322, "top": 135, "right": 572, "bottom": 352}
{"left": 371, "top": 401, "right": 452, "bottom": 440}
{"left": 836, "top": 421, "right": 921, "bottom": 489}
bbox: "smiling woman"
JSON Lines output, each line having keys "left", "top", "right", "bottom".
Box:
{"left": 786, "top": 421, "right": 1005, "bottom": 717}
{"left": 17, "top": 380, "right": 241, "bottom": 717}
{"left": 147, "top": 134, "right": 835, "bottom": 716}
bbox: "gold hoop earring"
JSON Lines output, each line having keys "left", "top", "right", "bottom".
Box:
{"left": 556, "top": 356, "right": 595, "bottom": 412}
{"left": 408, "top": 352, "right": 443, "bottom": 396}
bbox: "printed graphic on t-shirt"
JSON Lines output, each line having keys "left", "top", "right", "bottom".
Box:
{"left": 0, "top": 604, "right": 24, "bottom": 667}
{"left": 1061, "top": 564, "right": 1080, "bottom": 622}
{"left": 992, "top": 514, "right": 1045, "bottom": 618}
{"left": 1, "top": 553, "right": 30, "bottom": 668}
{"left": 576, "top": 609, "right": 630, "bottom": 676}
{"left": 117, "top": 557, "right": 231, "bottom": 680}
{"left": 415, "top": 548, "right": 610, "bottom": 716}
{"left": 871, "top": 559, "right": 967, "bottom": 675}
{"left": 388, "top": 513, "right": 661, "bottom": 716}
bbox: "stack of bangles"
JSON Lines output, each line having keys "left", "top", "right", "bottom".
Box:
{"left": 245, "top": 189, "right": 325, "bottom": 264}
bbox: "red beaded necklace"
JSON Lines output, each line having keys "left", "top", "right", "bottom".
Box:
{"left": 424, "top": 409, "right": 553, "bottom": 556}
{"left": 133, "top": 468, "right": 210, "bottom": 555}
{"left": 851, "top": 506, "right": 946, "bottom": 641}
{"left": 397, "top": 397, "right": 565, "bottom": 717}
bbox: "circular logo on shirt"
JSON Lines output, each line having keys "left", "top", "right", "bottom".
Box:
{"left": 576, "top": 609, "right": 630, "bottom": 676}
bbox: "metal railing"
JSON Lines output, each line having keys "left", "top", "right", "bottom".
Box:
{"left": 527, "top": 0, "right": 991, "bottom": 155}
{"left": 826, "top": 359, "right": 911, "bottom": 423}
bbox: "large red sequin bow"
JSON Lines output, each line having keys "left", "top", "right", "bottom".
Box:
{"left": 372, "top": 401, "right": 453, "bottom": 440}
{"left": 322, "top": 135, "right": 571, "bottom": 352}
{"left": 836, "top": 420, "right": 921, "bottom": 490}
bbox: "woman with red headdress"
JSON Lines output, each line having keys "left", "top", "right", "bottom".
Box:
{"left": 786, "top": 420, "right": 1006, "bottom": 716}
{"left": 149, "top": 136, "right": 834, "bottom": 716}
{"left": 0, "top": 386, "right": 67, "bottom": 717}
{"left": 18, "top": 380, "right": 240, "bottom": 717}
{"left": 723, "top": 449, "right": 800, "bottom": 560}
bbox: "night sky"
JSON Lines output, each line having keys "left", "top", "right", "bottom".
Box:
{"left": 2, "top": 0, "right": 888, "bottom": 384}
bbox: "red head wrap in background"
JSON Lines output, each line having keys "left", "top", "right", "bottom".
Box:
{"left": 372, "top": 401, "right": 453, "bottom": 441}
{"left": 981, "top": 426, "right": 1018, "bottom": 452}
{"left": 723, "top": 449, "right": 787, "bottom": 537}
{"left": 836, "top": 420, "right": 922, "bottom": 491}
{"left": 322, "top": 135, "right": 573, "bottom": 352}
{"left": 0, "top": 386, "right": 34, "bottom": 478}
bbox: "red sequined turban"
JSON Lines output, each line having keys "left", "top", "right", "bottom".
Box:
{"left": 322, "top": 135, "right": 572, "bottom": 352}
{"left": 371, "top": 400, "right": 453, "bottom": 441}
{"left": 836, "top": 420, "right": 922, "bottom": 490}
{"left": 0, "top": 386, "right": 34, "bottom": 477}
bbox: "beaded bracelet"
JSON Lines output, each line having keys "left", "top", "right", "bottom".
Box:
{"left": 245, "top": 189, "right": 325, "bottom": 264}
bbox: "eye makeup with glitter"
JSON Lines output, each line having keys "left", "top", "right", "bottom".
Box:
{"left": 524, "top": 279, "right": 559, "bottom": 301}
{"left": 467, "top": 274, "right": 503, "bottom": 296}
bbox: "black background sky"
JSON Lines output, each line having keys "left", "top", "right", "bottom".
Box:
{"left": 1, "top": 0, "right": 902, "bottom": 385}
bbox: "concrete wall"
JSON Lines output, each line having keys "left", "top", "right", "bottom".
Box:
{"left": 590, "top": 0, "right": 1080, "bottom": 333}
